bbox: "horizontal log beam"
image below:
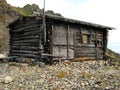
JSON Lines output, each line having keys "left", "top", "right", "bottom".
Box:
{"left": 11, "top": 50, "right": 40, "bottom": 54}
{"left": 12, "top": 25, "right": 41, "bottom": 33}
{"left": 11, "top": 33, "right": 40, "bottom": 38}
{"left": 11, "top": 42, "right": 39, "bottom": 46}
{"left": 12, "top": 39, "right": 39, "bottom": 43}
{"left": 11, "top": 46, "right": 40, "bottom": 50}
{"left": 11, "top": 35, "right": 39, "bottom": 41}
{"left": 10, "top": 53, "right": 40, "bottom": 59}
{"left": 13, "top": 20, "right": 41, "bottom": 29}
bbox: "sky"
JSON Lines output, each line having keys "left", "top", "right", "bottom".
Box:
{"left": 6, "top": 0, "right": 120, "bottom": 53}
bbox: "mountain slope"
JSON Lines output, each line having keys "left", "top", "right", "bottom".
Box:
{"left": 0, "top": 0, "right": 21, "bottom": 52}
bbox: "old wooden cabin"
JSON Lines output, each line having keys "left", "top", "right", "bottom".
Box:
{"left": 9, "top": 15, "right": 113, "bottom": 62}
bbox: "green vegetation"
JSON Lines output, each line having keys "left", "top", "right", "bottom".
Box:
{"left": 57, "top": 71, "right": 67, "bottom": 78}
{"left": 12, "top": 7, "right": 32, "bottom": 15}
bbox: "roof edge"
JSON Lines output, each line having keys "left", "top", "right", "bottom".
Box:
{"left": 9, "top": 14, "right": 115, "bottom": 30}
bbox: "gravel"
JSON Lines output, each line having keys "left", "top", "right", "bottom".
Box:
{"left": 0, "top": 60, "right": 120, "bottom": 90}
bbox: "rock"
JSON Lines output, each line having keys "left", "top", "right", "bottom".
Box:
{"left": 39, "top": 62, "right": 45, "bottom": 68}
{"left": 94, "top": 84, "right": 99, "bottom": 88}
{"left": 105, "top": 86, "right": 111, "bottom": 90}
{"left": 81, "top": 82, "right": 85, "bottom": 86}
{"left": 88, "top": 80, "right": 95, "bottom": 85}
{"left": 0, "top": 54, "right": 5, "bottom": 58}
{"left": 85, "top": 82, "right": 89, "bottom": 86}
{"left": 4, "top": 76, "right": 13, "bottom": 84}
{"left": 18, "top": 83, "right": 23, "bottom": 87}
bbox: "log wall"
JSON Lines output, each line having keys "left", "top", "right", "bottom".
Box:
{"left": 9, "top": 17, "right": 43, "bottom": 60}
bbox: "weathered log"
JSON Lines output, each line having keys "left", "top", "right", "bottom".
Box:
{"left": 13, "top": 20, "right": 41, "bottom": 29}
{"left": 11, "top": 28, "right": 41, "bottom": 34}
{"left": 11, "top": 43, "right": 39, "bottom": 46}
{"left": 11, "top": 33, "right": 40, "bottom": 38}
{"left": 12, "top": 25, "right": 41, "bottom": 33}
{"left": 10, "top": 53, "right": 39, "bottom": 58}
{"left": 12, "top": 39, "right": 39, "bottom": 43}
{"left": 12, "top": 28, "right": 40, "bottom": 34}
{"left": 11, "top": 35, "right": 39, "bottom": 41}
{"left": 11, "top": 50, "right": 40, "bottom": 54}
{"left": 11, "top": 46, "right": 41, "bottom": 50}
{"left": 12, "top": 31, "right": 40, "bottom": 37}
{"left": 11, "top": 48, "right": 39, "bottom": 51}
{"left": 11, "top": 46, "right": 40, "bottom": 50}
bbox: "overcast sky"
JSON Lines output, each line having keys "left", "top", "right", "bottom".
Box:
{"left": 6, "top": 0, "right": 120, "bottom": 53}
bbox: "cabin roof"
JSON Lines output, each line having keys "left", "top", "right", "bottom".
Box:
{"left": 9, "top": 14, "right": 114, "bottom": 30}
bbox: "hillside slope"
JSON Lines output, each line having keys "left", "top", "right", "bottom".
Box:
{"left": 107, "top": 49, "right": 120, "bottom": 65}
{"left": 0, "top": 0, "right": 20, "bottom": 52}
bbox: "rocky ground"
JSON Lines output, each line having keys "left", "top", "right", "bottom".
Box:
{"left": 0, "top": 60, "right": 119, "bottom": 90}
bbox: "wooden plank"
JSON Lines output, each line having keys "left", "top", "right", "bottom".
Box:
{"left": 95, "top": 30, "right": 98, "bottom": 60}
{"left": 67, "top": 25, "right": 70, "bottom": 60}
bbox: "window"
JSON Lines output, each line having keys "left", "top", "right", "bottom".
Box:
{"left": 82, "top": 34, "right": 90, "bottom": 44}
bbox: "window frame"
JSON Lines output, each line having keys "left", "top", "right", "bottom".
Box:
{"left": 81, "top": 34, "right": 91, "bottom": 44}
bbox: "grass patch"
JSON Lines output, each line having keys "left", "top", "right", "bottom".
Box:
{"left": 12, "top": 7, "right": 32, "bottom": 15}
{"left": 56, "top": 71, "right": 67, "bottom": 78}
